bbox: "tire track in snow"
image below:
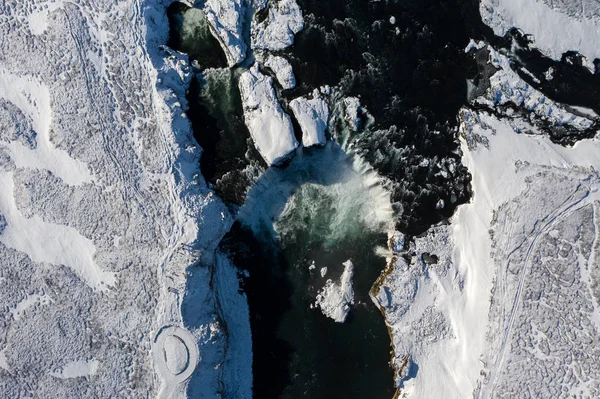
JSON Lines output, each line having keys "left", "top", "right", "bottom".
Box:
{"left": 481, "top": 185, "right": 592, "bottom": 398}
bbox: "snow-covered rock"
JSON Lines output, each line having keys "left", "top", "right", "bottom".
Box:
{"left": 264, "top": 54, "right": 296, "bottom": 89}
{"left": 343, "top": 97, "right": 361, "bottom": 132}
{"left": 251, "top": 0, "right": 304, "bottom": 51}
{"left": 435, "top": 198, "right": 445, "bottom": 209}
{"left": 467, "top": 41, "right": 597, "bottom": 133}
{"left": 314, "top": 260, "right": 354, "bottom": 323}
{"left": 204, "top": 0, "right": 247, "bottom": 65}
{"left": 289, "top": 89, "right": 329, "bottom": 147}
{"left": 238, "top": 64, "right": 298, "bottom": 165}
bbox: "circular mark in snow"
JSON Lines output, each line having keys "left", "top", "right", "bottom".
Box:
{"left": 164, "top": 335, "right": 190, "bottom": 375}
{"left": 153, "top": 325, "right": 198, "bottom": 385}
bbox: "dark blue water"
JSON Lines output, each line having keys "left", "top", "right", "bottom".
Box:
{"left": 166, "top": 2, "right": 227, "bottom": 68}
{"left": 221, "top": 146, "right": 395, "bottom": 399}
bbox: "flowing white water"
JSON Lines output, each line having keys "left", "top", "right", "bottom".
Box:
{"left": 237, "top": 142, "right": 394, "bottom": 243}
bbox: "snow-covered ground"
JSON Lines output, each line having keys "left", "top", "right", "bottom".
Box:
{"left": 4, "top": 0, "right": 600, "bottom": 398}
{"left": 466, "top": 114, "right": 600, "bottom": 398}
{"left": 377, "top": 103, "right": 600, "bottom": 398}
{"left": 0, "top": 0, "right": 247, "bottom": 397}
{"left": 375, "top": 31, "right": 600, "bottom": 396}
{"left": 480, "top": 0, "right": 600, "bottom": 64}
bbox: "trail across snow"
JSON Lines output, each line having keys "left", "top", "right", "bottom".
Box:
{"left": 481, "top": 186, "right": 596, "bottom": 397}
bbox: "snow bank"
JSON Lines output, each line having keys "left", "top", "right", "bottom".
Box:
{"left": 238, "top": 64, "right": 298, "bottom": 165}
{"left": 251, "top": 0, "right": 304, "bottom": 51}
{"left": 289, "top": 89, "right": 329, "bottom": 147}
{"left": 264, "top": 55, "right": 296, "bottom": 89}
{"left": 467, "top": 41, "right": 597, "bottom": 132}
{"left": 480, "top": 0, "right": 600, "bottom": 63}
{"left": 314, "top": 260, "right": 354, "bottom": 323}
{"left": 204, "top": 0, "right": 247, "bottom": 65}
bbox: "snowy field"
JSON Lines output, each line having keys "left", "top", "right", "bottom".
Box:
{"left": 375, "top": 5, "right": 600, "bottom": 393}
{"left": 0, "top": 0, "right": 245, "bottom": 397}
{"left": 372, "top": 7, "right": 600, "bottom": 396}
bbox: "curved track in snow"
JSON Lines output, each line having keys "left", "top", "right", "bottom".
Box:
{"left": 480, "top": 184, "right": 595, "bottom": 398}
{"left": 152, "top": 325, "right": 199, "bottom": 399}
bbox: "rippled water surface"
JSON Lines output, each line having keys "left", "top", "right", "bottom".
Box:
{"left": 223, "top": 146, "right": 396, "bottom": 398}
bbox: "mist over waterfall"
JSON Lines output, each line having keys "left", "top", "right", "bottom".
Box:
{"left": 225, "top": 142, "right": 396, "bottom": 399}
{"left": 238, "top": 143, "right": 394, "bottom": 245}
